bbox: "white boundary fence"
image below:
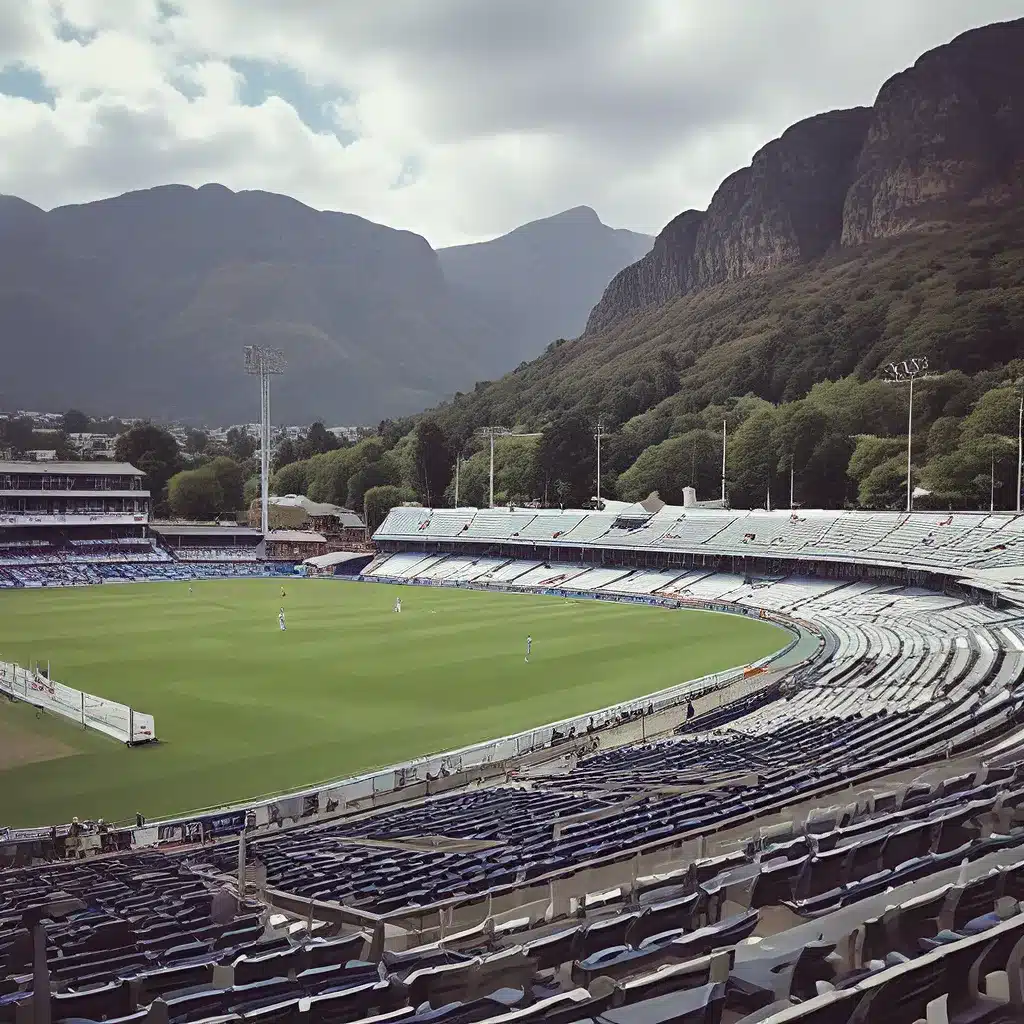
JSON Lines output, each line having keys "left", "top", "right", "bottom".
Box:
{"left": 0, "top": 661, "right": 156, "bottom": 745}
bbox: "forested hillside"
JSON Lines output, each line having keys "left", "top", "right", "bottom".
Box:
{"left": 347, "top": 19, "right": 1024, "bottom": 515}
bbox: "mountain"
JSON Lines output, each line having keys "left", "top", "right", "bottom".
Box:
{"left": 433, "top": 18, "right": 1024, "bottom": 437}
{"left": 589, "top": 18, "right": 1024, "bottom": 334}
{"left": 0, "top": 184, "right": 489, "bottom": 423}
{"left": 438, "top": 207, "right": 652, "bottom": 365}
{"left": 0, "top": 187, "right": 649, "bottom": 424}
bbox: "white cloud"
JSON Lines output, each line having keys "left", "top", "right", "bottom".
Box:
{"left": 0, "top": 0, "right": 1021, "bottom": 246}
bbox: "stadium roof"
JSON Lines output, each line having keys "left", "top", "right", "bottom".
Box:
{"left": 0, "top": 461, "right": 144, "bottom": 475}
{"left": 266, "top": 530, "right": 326, "bottom": 543}
{"left": 149, "top": 524, "right": 261, "bottom": 538}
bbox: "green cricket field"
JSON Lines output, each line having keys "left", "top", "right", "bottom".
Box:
{"left": 0, "top": 578, "right": 788, "bottom": 827}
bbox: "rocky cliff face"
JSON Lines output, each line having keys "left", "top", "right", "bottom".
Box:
{"left": 842, "top": 18, "right": 1024, "bottom": 245}
{"left": 588, "top": 108, "right": 870, "bottom": 332}
{"left": 588, "top": 17, "right": 1023, "bottom": 334}
{"left": 586, "top": 210, "right": 704, "bottom": 333}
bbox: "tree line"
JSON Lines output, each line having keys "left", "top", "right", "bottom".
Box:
{"left": 23, "top": 360, "right": 1024, "bottom": 526}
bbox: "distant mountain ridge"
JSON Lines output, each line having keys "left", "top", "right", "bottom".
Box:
{"left": 0, "top": 188, "right": 648, "bottom": 422}
{"left": 439, "top": 207, "right": 651, "bottom": 365}
{"left": 588, "top": 17, "right": 1024, "bottom": 334}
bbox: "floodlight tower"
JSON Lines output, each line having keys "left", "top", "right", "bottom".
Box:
{"left": 244, "top": 346, "right": 285, "bottom": 536}
{"left": 882, "top": 356, "right": 930, "bottom": 513}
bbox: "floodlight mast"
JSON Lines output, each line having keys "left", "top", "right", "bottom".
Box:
{"left": 244, "top": 346, "right": 285, "bottom": 536}
{"left": 882, "top": 356, "right": 930, "bottom": 513}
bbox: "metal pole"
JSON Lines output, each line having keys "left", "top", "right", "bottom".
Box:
{"left": 237, "top": 829, "right": 247, "bottom": 898}
{"left": 1017, "top": 393, "right": 1022, "bottom": 515}
{"left": 789, "top": 460, "right": 794, "bottom": 510}
{"left": 906, "top": 373, "right": 914, "bottom": 513}
{"left": 721, "top": 420, "right": 727, "bottom": 504}
{"left": 454, "top": 455, "right": 460, "bottom": 508}
{"left": 991, "top": 454, "right": 995, "bottom": 513}
{"left": 261, "top": 373, "right": 271, "bottom": 536}
{"left": 595, "top": 423, "right": 603, "bottom": 508}
{"left": 489, "top": 430, "right": 495, "bottom": 509}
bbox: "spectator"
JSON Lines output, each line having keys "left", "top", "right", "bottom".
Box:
{"left": 686, "top": 701, "right": 695, "bottom": 721}
{"left": 67, "top": 816, "right": 83, "bottom": 859}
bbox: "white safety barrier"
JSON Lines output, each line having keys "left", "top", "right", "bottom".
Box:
{"left": 0, "top": 661, "right": 156, "bottom": 745}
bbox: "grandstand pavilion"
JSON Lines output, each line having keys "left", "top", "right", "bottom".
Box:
{"left": 5, "top": 498, "right": 1024, "bottom": 1021}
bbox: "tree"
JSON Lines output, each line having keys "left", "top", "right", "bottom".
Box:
{"left": 726, "top": 409, "right": 778, "bottom": 508}
{"left": 185, "top": 429, "right": 209, "bottom": 455}
{"left": 847, "top": 436, "right": 905, "bottom": 487}
{"left": 413, "top": 420, "right": 453, "bottom": 507}
{"left": 272, "top": 437, "right": 298, "bottom": 472}
{"left": 114, "top": 423, "right": 180, "bottom": 511}
{"left": 243, "top": 474, "right": 260, "bottom": 508}
{"left": 536, "top": 413, "right": 594, "bottom": 508}
{"left": 206, "top": 456, "right": 245, "bottom": 510}
{"left": 800, "top": 432, "right": 855, "bottom": 508}
{"left": 168, "top": 469, "right": 224, "bottom": 520}
{"left": 225, "top": 427, "right": 258, "bottom": 462}
{"left": 62, "top": 409, "right": 91, "bottom": 434}
{"left": 299, "top": 422, "right": 340, "bottom": 459}
{"left": 272, "top": 461, "right": 309, "bottom": 496}
{"left": 0, "top": 417, "right": 35, "bottom": 455}
{"left": 347, "top": 462, "right": 397, "bottom": 510}
{"left": 961, "top": 386, "right": 1019, "bottom": 440}
{"left": 363, "top": 485, "right": 416, "bottom": 533}
{"left": 859, "top": 456, "right": 907, "bottom": 509}
{"left": 444, "top": 451, "right": 488, "bottom": 507}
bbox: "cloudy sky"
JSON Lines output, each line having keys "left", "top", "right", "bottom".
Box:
{"left": 1, "top": 1, "right": 1022, "bottom": 247}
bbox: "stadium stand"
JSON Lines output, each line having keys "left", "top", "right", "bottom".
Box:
{"left": 8, "top": 503, "right": 1024, "bottom": 1022}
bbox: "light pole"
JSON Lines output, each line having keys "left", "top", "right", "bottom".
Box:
{"left": 595, "top": 422, "right": 605, "bottom": 509}
{"left": 883, "top": 357, "right": 930, "bottom": 513}
{"left": 721, "top": 420, "right": 727, "bottom": 504}
{"left": 483, "top": 426, "right": 507, "bottom": 508}
{"left": 1016, "top": 381, "right": 1023, "bottom": 514}
{"left": 243, "top": 346, "right": 285, "bottom": 535}
{"left": 479, "top": 427, "right": 541, "bottom": 507}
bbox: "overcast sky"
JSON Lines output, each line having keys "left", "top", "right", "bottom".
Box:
{"left": 1, "top": 1, "right": 1022, "bottom": 247}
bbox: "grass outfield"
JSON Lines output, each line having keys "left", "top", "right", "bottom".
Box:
{"left": 0, "top": 579, "right": 788, "bottom": 827}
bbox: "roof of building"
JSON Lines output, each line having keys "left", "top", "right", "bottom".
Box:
{"left": 271, "top": 494, "right": 363, "bottom": 526}
{"left": 266, "top": 529, "right": 327, "bottom": 544}
{"left": 0, "top": 461, "right": 144, "bottom": 475}
{"left": 150, "top": 523, "right": 262, "bottom": 538}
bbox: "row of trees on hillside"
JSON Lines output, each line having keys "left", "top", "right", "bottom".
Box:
{"left": 55, "top": 363, "right": 1024, "bottom": 525}
{"left": 364, "top": 367, "right": 1024, "bottom": 515}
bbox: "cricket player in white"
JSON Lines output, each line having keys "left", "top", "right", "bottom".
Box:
{"left": 188, "top": 583, "right": 193, "bottom": 596}
{"left": 394, "top": 597, "right": 402, "bottom": 613}
{"left": 525, "top": 635, "right": 532, "bottom": 663}
{"left": 279, "top": 607, "right": 286, "bottom": 631}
